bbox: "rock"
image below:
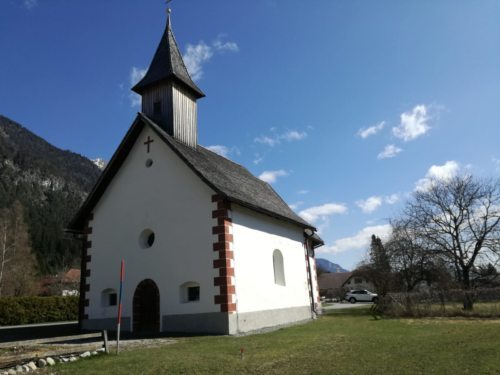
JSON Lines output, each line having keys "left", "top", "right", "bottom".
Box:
{"left": 22, "top": 365, "right": 30, "bottom": 372}
{"left": 27, "top": 362, "right": 37, "bottom": 371}
{"left": 80, "top": 351, "right": 91, "bottom": 358}
{"left": 46, "top": 357, "right": 56, "bottom": 366}
{"left": 37, "top": 358, "right": 47, "bottom": 368}
{"left": 8, "top": 369, "right": 16, "bottom": 375}
{"left": 15, "top": 366, "right": 23, "bottom": 372}
{"left": 96, "top": 348, "right": 106, "bottom": 353}
{"left": 91, "top": 351, "right": 98, "bottom": 356}
{"left": 69, "top": 357, "right": 77, "bottom": 362}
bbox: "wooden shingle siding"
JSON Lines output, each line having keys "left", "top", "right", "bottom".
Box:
{"left": 172, "top": 83, "right": 197, "bottom": 148}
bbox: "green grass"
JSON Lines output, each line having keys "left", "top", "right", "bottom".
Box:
{"left": 47, "top": 308, "right": 500, "bottom": 374}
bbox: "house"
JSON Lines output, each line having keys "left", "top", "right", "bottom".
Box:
{"left": 342, "top": 273, "right": 374, "bottom": 292}
{"left": 39, "top": 268, "right": 81, "bottom": 296}
{"left": 318, "top": 272, "right": 352, "bottom": 300}
{"left": 318, "top": 272, "right": 375, "bottom": 300}
{"left": 66, "top": 10, "right": 323, "bottom": 335}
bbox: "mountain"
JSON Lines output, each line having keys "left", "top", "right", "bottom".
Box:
{"left": 316, "top": 258, "right": 349, "bottom": 273}
{"left": 91, "top": 158, "right": 107, "bottom": 170}
{"left": 0, "top": 115, "right": 101, "bottom": 273}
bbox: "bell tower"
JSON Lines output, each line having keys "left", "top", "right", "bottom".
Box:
{"left": 131, "top": 10, "right": 205, "bottom": 148}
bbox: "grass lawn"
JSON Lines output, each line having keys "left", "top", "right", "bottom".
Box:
{"left": 46, "top": 307, "right": 500, "bottom": 374}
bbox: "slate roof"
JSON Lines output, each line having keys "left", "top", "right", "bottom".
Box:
{"left": 318, "top": 272, "right": 353, "bottom": 290}
{"left": 131, "top": 14, "right": 205, "bottom": 98}
{"left": 67, "top": 113, "right": 315, "bottom": 233}
{"left": 311, "top": 233, "right": 324, "bottom": 247}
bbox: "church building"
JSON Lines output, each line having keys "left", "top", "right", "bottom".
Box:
{"left": 67, "top": 11, "right": 323, "bottom": 335}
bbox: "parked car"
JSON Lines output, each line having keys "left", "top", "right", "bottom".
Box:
{"left": 345, "top": 290, "right": 378, "bottom": 303}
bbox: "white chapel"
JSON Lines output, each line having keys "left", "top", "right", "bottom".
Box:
{"left": 68, "top": 11, "right": 323, "bottom": 335}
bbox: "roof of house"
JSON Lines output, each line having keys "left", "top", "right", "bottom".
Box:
{"left": 318, "top": 272, "right": 353, "bottom": 290}
{"left": 131, "top": 14, "right": 204, "bottom": 98}
{"left": 67, "top": 113, "right": 316, "bottom": 233}
{"left": 63, "top": 268, "right": 81, "bottom": 283}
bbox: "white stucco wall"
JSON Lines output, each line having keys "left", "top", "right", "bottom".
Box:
{"left": 231, "top": 205, "right": 312, "bottom": 314}
{"left": 85, "top": 125, "right": 218, "bottom": 330}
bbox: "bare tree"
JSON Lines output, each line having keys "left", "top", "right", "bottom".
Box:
{"left": 401, "top": 175, "right": 500, "bottom": 310}
{"left": 0, "top": 203, "right": 36, "bottom": 297}
{"left": 386, "top": 219, "right": 432, "bottom": 292}
{"left": 0, "top": 207, "right": 18, "bottom": 297}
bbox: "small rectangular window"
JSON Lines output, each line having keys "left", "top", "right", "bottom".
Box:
{"left": 153, "top": 101, "right": 162, "bottom": 116}
{"left": 187, "top": 286, "right": 200, "bottom": 301}
{"left": 109, "top": 293, "right": 117, "bottom": 306}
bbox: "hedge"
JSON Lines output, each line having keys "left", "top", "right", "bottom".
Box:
{"left": 0, "top": 296, "right": 78, "bottom": 326}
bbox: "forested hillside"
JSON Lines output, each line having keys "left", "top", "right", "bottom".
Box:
{"left": 0, "top": 115, "right": 101, "bottom": 277}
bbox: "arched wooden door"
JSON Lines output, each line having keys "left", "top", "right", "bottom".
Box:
{"left": 133, "top": 279, "right": 160, "bottom": 333}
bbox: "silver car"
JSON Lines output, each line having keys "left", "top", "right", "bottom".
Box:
{"left": 345, "top": 290, "right": 378, "bottom": 303}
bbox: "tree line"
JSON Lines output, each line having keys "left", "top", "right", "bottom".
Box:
{"left": 358, "top": 174, "right": 500, "bottom": 311}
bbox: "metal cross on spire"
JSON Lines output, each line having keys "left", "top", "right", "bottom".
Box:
{"left": 166, "top": 0, "right": 173, "bottom": 13}
{"left": 165, "top": 0, "right": 173, "bottom": 24}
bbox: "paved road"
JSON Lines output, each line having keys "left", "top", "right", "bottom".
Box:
{"left": 0, "top": 321, "right": 79, "bottom": 343}
{"left": 321, "top": 302, "right": 373, "bottom": 311}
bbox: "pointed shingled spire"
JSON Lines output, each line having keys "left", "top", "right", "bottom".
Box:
{"left": 131, "top": 10, "right": 205, "bottom": 98}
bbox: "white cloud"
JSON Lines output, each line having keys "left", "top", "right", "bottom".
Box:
{"left": 129, "top": 67, "right": 147, "bottom": 107}
{"left": 281, "top": 130, "right": 307, "bottom": 142}
{"left": 357, "top": 121, "right": 385, "bottom": 139}
{"left": 427, "top": 161, "right": 460, "bottom": 180}
{"left": 385, "top": 193, "right": 400, "bottom": 205}
{"left": 24, "top": 0, "right": 37, "bottom": 9}
{"left": 130, "top": 66, "right": 147, "bottom": 85}
{"left": 299, "top": 203, "right": 347, "bottom": 223}
{"left": 493, "top": 157, "right": 500, "bottom": 170}
{"left": 254, "top": 129, "right": 308, "bottom": 147}
{"left": 184, "top": 37, "right": 238, "bottom": 81}
{"left": 289, "top": 201, "right": 304, "bottom": 210}
{"left": 253, "top": 154, "right": 264, "bottom": 165}
{"left": 415, "top": 160, "right": 460, "bottom": 191}
{"left": 356, "top": 196, "right": 383, "bottom": 214}
{"left": 377, "top": 144, "right": 402, "bottom": 159}
{"left": 213, "top": 36, "right": 239, "bottom": 53}
{"left": 318, "top": 224, "right": 392, "bottom": 255}
{"left": 254, "top": 135, "right": 280, "bottom": 147}
{"left": 393, "top": 105, "right": 430, "bottom": 141}
{"left": 258, "top": 170, "right": 288, "bottom": 184}
{"left": 205, "top": 145, "right": 239, "bottom": 158}
{"left": 206, "top": 145, "right": 230, "bottom": 157}
{"left": 183, "top": 42, "right": 214, "bottom": 81}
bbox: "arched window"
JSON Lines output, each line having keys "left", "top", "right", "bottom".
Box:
{"left": 273, "top": 249, "right": 286, "bottom": 286}
{"left": 179, "top": 282, "right": 200, "bottom": 303}
{"left": 101, "top": 288, "right": 117, "bottom": 307}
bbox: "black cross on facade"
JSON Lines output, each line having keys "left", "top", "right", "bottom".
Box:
{"left": 144, "top": 136, "right": 154, "bottom": 153}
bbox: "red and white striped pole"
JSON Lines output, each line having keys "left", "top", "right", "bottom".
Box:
{"left": 116, "top": 259, "right": 124, "bottom": 354}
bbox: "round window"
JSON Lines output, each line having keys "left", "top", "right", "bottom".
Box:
{"left": 145, "top": 159, "right": 153, "bottom": 168}
{"left": 139, "top": 229, "right": 155, "bottom": 249}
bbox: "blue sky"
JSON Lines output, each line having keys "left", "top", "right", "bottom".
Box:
{"left": 2, "top": 0, "right": 500, "bottom": 270}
